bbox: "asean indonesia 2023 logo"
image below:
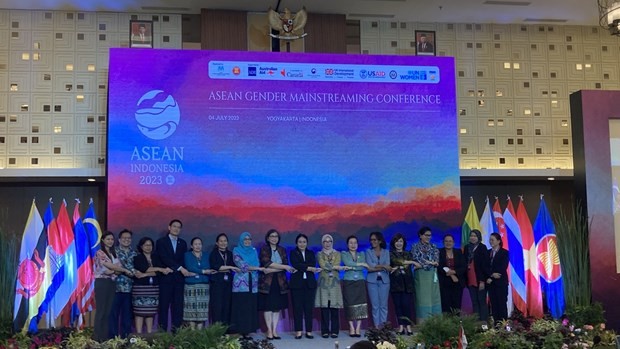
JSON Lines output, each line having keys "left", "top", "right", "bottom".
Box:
{"left": 135, "top": 90, "right": 180, "bottom": 140}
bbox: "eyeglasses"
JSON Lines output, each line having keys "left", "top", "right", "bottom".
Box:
{"left": 423, "top": 233, "right": 432, "bottom": 237}
{"left": 323, "top": 240, "right": 333, "bottom": 243}
{"left": 370, "top": 238, "right": 378, "bottom": 241}
{"left": 243, "top": 237, "right": 252, "bottom": 240}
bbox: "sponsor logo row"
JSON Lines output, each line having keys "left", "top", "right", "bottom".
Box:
{"left": 210, "top": 62, "right": 439, "bottom": 83}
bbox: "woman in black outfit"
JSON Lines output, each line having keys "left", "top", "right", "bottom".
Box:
{"left": 486, "top": 232, "right": 509, "bottom": 323}
{"left": 437, "top": 234, "right": 466, "bottom": 313}
{"left": 389, "top": 233, "right": 415, "bottom": 335}
{"left": 209, "top": 233, "right": 240, "bottom": 326}
{"left": 465, "top": 229, "right": 490, "bottom": 321}
{"left": 289, "top": 233, "right": 320, "bottom": 339}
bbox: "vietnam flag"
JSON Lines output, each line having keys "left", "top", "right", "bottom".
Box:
{"left": 516, "top": 197, "right": 543, "bottom": 318}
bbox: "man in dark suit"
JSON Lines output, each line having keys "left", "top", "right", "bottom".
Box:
{"left": 155, "top": 219, "right": 194, "bottom": 331}
{"left": 417, "top": 33, "right": 434, "bottom": 53}
{"left": 131, "top": 23, "right": 152, "bottom": 47}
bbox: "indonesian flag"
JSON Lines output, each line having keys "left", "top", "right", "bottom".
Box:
{"left": 458, "top": 323, "right": 468, "bottom": 349}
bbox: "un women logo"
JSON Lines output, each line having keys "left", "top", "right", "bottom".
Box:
{"left": 135, "top": 90, "right": 180, "bottom": 140}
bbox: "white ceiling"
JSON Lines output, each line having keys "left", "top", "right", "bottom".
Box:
{"left": 1, "top": 0, "right": 602, "bottom": 26}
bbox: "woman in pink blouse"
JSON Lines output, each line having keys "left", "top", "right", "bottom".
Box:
{"left": 93, "top": 231, "right": 133, "bottom": 342}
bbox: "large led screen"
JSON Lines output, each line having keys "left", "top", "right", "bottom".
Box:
{"left": 107, "top": 48, "right": 460, "bottom": 246}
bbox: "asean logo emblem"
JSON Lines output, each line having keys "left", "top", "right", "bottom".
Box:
{"left": 135, "top": 90, "right": 180, "bottom": 140}
{"left": 536, "top": 235, "right": 562, "bottom": 283}
{"left": 16, "top": 250, "right": 45, "bottom": 298}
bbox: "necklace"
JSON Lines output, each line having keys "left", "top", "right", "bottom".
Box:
{"left": 193, "top": 251, "right": 202, "bottom": 266}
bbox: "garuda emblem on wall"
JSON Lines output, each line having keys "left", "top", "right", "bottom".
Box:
{"left": 268, "top": 7, "right": 308, "bottom": 40}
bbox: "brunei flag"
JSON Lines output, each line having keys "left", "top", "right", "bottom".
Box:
{"left": 462, "top": 197, "right": 481, "bottom": 248}
{"left": 13, "top": 200, "right": 45, "bottom": 333}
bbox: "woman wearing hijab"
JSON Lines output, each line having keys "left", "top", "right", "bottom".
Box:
{"left": 315, "top": 234, "right": 348, "bottom": 338}
{"left": 289, "top": 233, "right": 320, "bottom": 339}
{"left": 465, "top": 229, "right": 490, "bottom": 321}
{"left": 411, "top": 226, "right": 441, "bottom": 323}
{"left": 486, "top": 232, "right": 509, "bottom": 323}
{"left": 365, "top": 231, "right": 391, "bottom": 327}
{"left": 231, "top": 232, "right": 265, "bottom": 339}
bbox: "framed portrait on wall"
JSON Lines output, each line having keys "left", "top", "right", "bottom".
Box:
{"left": 415, "top": 30, "right": 436, "bottom": 56}
{"left": 130, "top": 20, "right": 154, "bottom": 48}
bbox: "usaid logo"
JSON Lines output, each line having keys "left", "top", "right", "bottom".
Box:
{"left": 135, "top": 90, "right": 180, "bottom": 140}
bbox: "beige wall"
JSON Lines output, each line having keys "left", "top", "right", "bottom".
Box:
{"left": 2, "top": 9, "right": 619, "bottom": 176}
{"left": 360, "top": 21, "right": 620, "bottom": 170}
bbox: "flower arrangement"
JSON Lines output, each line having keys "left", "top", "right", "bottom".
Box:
{"left": 0, "top": 324, "right": 242, "bottom": 349}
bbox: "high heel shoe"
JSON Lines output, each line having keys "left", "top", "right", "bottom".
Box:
{"left": 305, "top": 333, "right": 314, "bottom": 339}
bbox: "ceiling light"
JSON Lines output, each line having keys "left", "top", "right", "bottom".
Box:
{"left": 598, "top": 0, "right": 620, "bottom": 35}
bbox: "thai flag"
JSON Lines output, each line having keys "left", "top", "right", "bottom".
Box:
{"left": 504, "top": 197, "right": 527, "bottom": 315}
{"left": 533, "top": 196, "right": 565, "bottom": 318}
{"left": 71, "top": 199, "right": 93, "bottom": 327}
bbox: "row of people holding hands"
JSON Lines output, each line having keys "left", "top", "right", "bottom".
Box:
{"left": 92, "top": 219, "right": 508, "bottom": 342}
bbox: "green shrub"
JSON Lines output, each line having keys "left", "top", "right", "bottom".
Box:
{"left": 566, "top": 302, "right": 606, "bottom": 327}
{"left": 414, "top": 313, "right": 479, "bottom": 347}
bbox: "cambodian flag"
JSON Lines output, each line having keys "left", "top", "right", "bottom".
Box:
{"left": 504, "top": 197, "right": 527, "bottom": 315}
{"left": 533, "top": 196, "right": 565, "bottom": 318}
{"left": 516, "top": 197, "right": 543, "bottom": 318}
{"left": 48, "top": 200, "right": 77, "bottom": 325}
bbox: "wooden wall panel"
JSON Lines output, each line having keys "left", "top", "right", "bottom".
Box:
{"left": 201, "top": 9, "right": 247, "bottom": 51}
{"left": 303, "top": 13, "right": 346, "bottom": 53}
